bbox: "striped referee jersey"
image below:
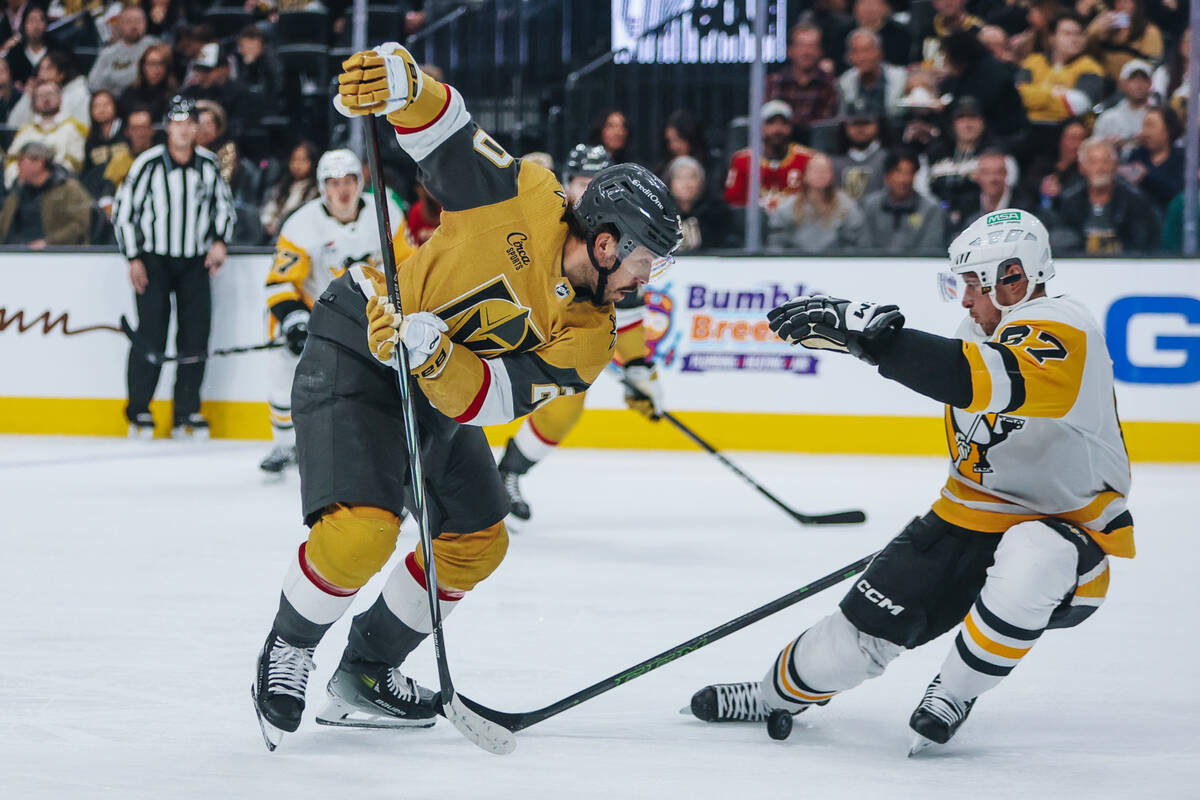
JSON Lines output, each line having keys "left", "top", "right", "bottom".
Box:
{"left": 113, "top": 144, "right": 236, "bottom": 259}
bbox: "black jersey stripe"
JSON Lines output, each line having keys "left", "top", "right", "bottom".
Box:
{"left": 986, "top": 342, "right": 1027, "bottom": 414}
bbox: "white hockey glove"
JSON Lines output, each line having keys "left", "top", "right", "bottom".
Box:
{"left": 280, "top": 309, "right": 310, "bottom": 356}
{"left": 365, "top": 296, "right": 452, "bottom": 378}
{"left": 334, "top": 42, "right": 424, "bottom": 118}
{"left": 623, "top": 360, "right": 663, "bottom": 420}
{"left": 767, "top": 295, "right": 904, "bottom": 366}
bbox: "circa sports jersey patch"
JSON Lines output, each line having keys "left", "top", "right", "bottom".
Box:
{"left": 505, "top": 232, "right": 531, "bottom": 270}
{"left": 434, "top": 275, "right": 546, "bottom": 356}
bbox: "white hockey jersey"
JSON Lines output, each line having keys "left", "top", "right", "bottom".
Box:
{"left": 266, "top": 194, "right": 414, "bottom": 333}
{"left": 931, "top": 294, "right": 1134, "bottom": 558}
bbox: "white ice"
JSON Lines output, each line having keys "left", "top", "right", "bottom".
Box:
{"left": 1, "top": 435, "right": 1195, "bottom": 799}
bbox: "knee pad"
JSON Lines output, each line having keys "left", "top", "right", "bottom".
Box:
{"left": 988, "top": 521, "right": 1079, "bottom": 612}
{"left": 306, "top": 504, "right": 401, "bottom": 590}
{"left": 794, "top": 610, "right": 902, "bottom": 693}
{"left": 413, "top": 521, "right": 509, "bottom": 592}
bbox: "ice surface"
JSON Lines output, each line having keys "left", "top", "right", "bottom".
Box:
{"left": 1, "top": 435, "right": 1195, "bottom": 799}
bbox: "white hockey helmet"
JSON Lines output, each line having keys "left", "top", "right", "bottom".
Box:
{"left": 945, "top": 208, "right": 1054, "bottom": 311}
{"left": 317, "top": 148, "right": 363, "bottom": 205}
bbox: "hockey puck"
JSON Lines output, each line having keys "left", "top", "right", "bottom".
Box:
{"left": 767, "top": 709, "right": 792, "bottom": 740}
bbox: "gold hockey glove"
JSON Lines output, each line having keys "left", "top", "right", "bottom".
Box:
{"left": 334, "top": 42, "right": 423, "bottom": 117}
{"left": 365, "top": 295, "right": 452, "bottom": 379}
{"left": 623, "top": 360, "right": 663, "bottom": 420}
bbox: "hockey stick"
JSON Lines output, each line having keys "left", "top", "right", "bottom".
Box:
{"left": 120, "top": 315, "right": 286, "bottom": 365}
{"left": 362, "top": 115, "right": 515, "bottom": 756}
{"left": 454, "top": 550, "right": 877, "bottom": 732}
{"left": 612, "top": 369, "right": 865, "bottom": 525}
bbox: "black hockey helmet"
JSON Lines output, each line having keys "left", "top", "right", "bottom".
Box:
{"left": 572, "top": 162, "right": 682, "bottom": 304}
{"left": 562, "top": 143, "right": 612, "bottom": 183}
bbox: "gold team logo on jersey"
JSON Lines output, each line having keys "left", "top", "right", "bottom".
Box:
{"left": 435, "top": 275, "right": 545, "bottom": 356}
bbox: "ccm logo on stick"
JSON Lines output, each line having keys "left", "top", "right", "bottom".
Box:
{"left": 1106, "top": 296, "right": 1200, "bottom": 385}
{"left": 856, "top": 579, "right": 905, "bottom": 615}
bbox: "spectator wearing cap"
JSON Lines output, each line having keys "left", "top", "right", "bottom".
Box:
{"left": 666, "top": 155, "right": 732, "bottom": 253}
{"left": 926, "top": 96, "right": 1019, "bottom": 211}
{"left": 852, "top": 0, "right": 911, "bottom": 67}
{"left": 946, "top": 150, "right": 1032, "bottom": 235}
{"left": 838, "top": 28, "right": 907, "bottom": 119}
{"left": 181, "top": 42, "right": 249, "bottom": 142}
{"left": 1120, "top": 105, "right": 1185, "bottom": 212}
{"left": 4, "top": 80, "right": 86, "bottom": 187}
{"left": 1093, "top": 59, "right": 1153, "bottom": 150}
{"left": 1016, "top": 13, "right": 1105, "bottom": 124}
{"left": 112, "top": 95, "right": 235, "bottom": 439}
{"left": 88, "top": 6, "right": 160, "bottom": 96}
{"left": 1054, "top": 137, "right": 1158, "bottom": 254}
{"left": 859, "top": 149, "right": 947, "bottom": 253}
{"left": 0, "top": 141, "right": 92, "bottom": 247}
{"left": 1085, "top": 0, "right": 1162, "bottom": 83}
{"left": 896, "top": 79, "right": 946, "bottom": 157}
{"left": 832, "top": 96, "right": 888, "bottom": 201}
{"left": 767, "top": 152, "right": 865, "bottom": 254}
{"left": 724, "top": 99, "right": 814, "bottom": 211}
{"left": 765, "top": 23, "right": 838, "bottom": 131}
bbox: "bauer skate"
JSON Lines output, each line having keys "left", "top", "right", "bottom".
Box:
{"left": 908, "top": 675, "right": 976, "bottom": 756}
{"left": 500, "top": 469, "right": 531, "bottom": 523}
{"left": 315, "top": 650, "right": 438, "bottom": 729}
{"left": 251, "top": 630, "right": 316, "bottom": 751}
{"left": 259, "top": 445, "right": 297, "bottom": 474}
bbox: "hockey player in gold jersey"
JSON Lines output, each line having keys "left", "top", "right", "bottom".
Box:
{"left": 259, "top": 149, "right": 415, "bottom": 474}
{"left": 497, "top": 143, "right": 665, "bottom": 524}
{"left": 251, "top": 42, "right": 682, "bottom": 748}
{"left": 690, "top": 209, "right": 1133, "bottom": 754}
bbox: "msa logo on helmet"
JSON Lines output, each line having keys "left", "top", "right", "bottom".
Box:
{"left": 986, "top": 211, "right": 1022, "bottom": 225}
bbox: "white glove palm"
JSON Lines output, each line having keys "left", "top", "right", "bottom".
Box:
{"left": 623, "top": 362, "right": 663, "bottom": 420}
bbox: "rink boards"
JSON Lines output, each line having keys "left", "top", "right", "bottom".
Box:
{"left": 1, "top": 252, "right": 1197, "bottom": 460}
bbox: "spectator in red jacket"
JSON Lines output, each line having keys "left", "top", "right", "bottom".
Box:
{"left": 724, "top": 99, "right": 814, "bottom": 211}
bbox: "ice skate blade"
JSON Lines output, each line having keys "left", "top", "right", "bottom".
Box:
{"left": 315, "top": 697, "right": 437, "bottom": 729}
{"left": 908, "top": 733, "right": 937, "bottom": 757}
{"left": 250, "top": 685, "right": 285, "bottom": 752}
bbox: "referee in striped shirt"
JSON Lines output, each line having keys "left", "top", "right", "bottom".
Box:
{"left": 114, "top": 95, "right": 236, "bottom": 439}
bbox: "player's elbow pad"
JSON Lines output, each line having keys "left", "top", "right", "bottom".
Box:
{"left": 875, "top": 329, "right": 974, "bottom": 408}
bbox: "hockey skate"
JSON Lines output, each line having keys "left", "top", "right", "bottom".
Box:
{"left": 315, "top": 650, "right": 438, "bottom": 729}
{"left": 128, "top": 413, "right": 154, "bottom": 440}
{"left": 251, "top": 630, "right": 316, "bottom": 751}
{"left": 171, "top": 414, "right": 210, "bottom": 440}
{"left": 688, "top": 682, "right": 769, "bottom": 722}
{"left": 500, "top": 469, "right": 531, "bottom": 524}
{"left": 259, "top": 445, "right": 297, "bottom": 474}
{"left": 907, "top": 675, "right": 976, "bottom": 756}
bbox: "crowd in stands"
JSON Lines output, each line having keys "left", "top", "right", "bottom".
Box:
{"left": 0, "top": 0, "right": 1193, "bottom": 255}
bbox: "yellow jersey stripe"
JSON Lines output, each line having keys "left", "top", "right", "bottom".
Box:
{"left": 964, "top": 611, "right": 1032, "bottom": 660}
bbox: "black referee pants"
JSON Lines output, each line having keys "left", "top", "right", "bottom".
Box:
{"left": 125, "top": 254, "right": 211, "bottom": 423}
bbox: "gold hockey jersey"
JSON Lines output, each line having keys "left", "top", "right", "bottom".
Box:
{"left": 932, "top": 295, "right": 1134, "bottom": 558}
{"left": 266, "top": 194, "right": 413, "bottom": 335}
{"left": 342, "top": 77, "right": 615, "bottom": 426}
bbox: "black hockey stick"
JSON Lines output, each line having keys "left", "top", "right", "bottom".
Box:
{"left": 613, "top": 370, "right": 865, "bottom": 525}
{"left": 362, "top": 115, "right": 515, "bottom": 756}
{"left": 453, "top": 551, "right": 877, "bottom": 732}
{"left": 120, "top": 314, "right": 286, "bottom": 365}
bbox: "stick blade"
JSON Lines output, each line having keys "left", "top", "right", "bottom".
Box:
{"left": 440, "top": 691, "right": 517, "bottom": 755}
{"left": 795, "top": 509, "right": 867, "bottom": 525}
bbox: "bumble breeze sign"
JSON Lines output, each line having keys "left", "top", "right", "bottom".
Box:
{"left": 646, "top": 281, "right": 821, "bottom": 375}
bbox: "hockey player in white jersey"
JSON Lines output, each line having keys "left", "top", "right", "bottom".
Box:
{"left": 259, "top": 149, "right": 414, "bottom": 473}
{"left": 690, "top": 209, "right": 1134, "bottom": 754}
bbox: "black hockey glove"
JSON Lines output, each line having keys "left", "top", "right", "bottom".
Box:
{"left": 767, "top": 295, "right": 904, "bottom": 366}
{"left": 281, "top": 310, "right": 310, "bottom": 356}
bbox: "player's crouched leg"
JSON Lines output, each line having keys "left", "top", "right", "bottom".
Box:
{"left": 345, "top": 521, "right": 509, "bottom": 667}
{"left": 273, "top": 504, "right": 402, "bottom": 647}
{"left": 937, "top": 520, "right": 1083, "bottom": 702}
